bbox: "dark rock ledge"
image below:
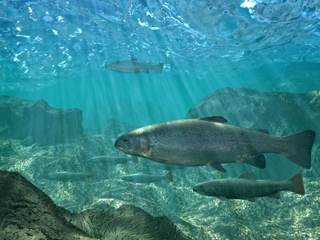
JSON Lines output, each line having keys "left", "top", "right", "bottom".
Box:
{"left": 0, "top": 170, "right": 191, "bottom": 240}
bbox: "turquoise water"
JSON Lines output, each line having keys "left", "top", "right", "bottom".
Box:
{"left": 1, "top": 0, "right": 320, "bottom": 239}
{"left": 4, "top": 62, "right": 320, "bottom": 128}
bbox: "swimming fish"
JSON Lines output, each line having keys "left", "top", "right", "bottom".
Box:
{"left": 105, "top": 59, "right": 164, "bottom": 75}
{"left": 90, "top": 155, "right": 138, "bottom": 165}
{"left": 121, "top": 172, "right": 173, "bottom": 184}
{"left": 45, "top": 170, "right": 98, "bottom": 182}
{"left": 114, "top": 116, "right": 315, "bottom": 172}
{"left": 192, "top": 171, "right": 305, "bottom": 202}
{"left": 151, "top": 162, "right": 188, "bottom": 171}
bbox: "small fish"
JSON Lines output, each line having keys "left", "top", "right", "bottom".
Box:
{"left": 121, "top": 172, "right": 173, "bottom": 184}
{"left": 45, "top": 170, "right": 98, "bottom": 182}
{"left": 106, "top": 59, "right": 164, "bottom": 75}
{"left": 151, "top": 162, "right": 188, "bottom": 171}
{"left": 90, "top": 155, "right": 138, "bottom": 165}
{"left": 193, "top": 172, "right": 305, "bottom": 202}
{"left": 114, "top": 116, "right": 315, "bottom": 172}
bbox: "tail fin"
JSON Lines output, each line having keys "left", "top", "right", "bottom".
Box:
{"left": 154, "top": 63, "right": 164, "bottom": 74}
{"left": 282, "top": 130, "right": 315, "bottom": 169}
{"left": 287, "top": 173, "right": 305, "bottom": 195}
{"left": 166, "top": 172, "right": 173, "bottom": 182}
{"left": 91, "top": 169, "right": 99, "bottom": 180}
{"left": 131, "top": 156, "right": 139, "bottom": 163}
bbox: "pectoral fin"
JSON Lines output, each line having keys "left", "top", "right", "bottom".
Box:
{"left": 237, "top": 171, "right": 255, "bottom": 179}
{"left": 208, "top": 162, "right": 227, "bottom": 172}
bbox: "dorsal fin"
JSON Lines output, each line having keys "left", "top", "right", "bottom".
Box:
{"left": 198, "top": 116, "right": 228, "bottom": 123}
{"left": 238, "top": 171, "right": 255, "bottom": 179}
{"left": 271, "top": 179, "right": 281, "bottom": 182}
{"left": 254, "top": 129, "right": 270, "bottom": 134}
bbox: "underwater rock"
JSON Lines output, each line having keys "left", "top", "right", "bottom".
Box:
{"left": 185, "top": 87, "right": 320, "bottom": 178}
{"left": 0, "top": 137, "right": 15, "bottom": 157}
{"left": 0, "top": 170, "right": 98, "bottom": 240}
{"left": 0, "top": 170, "right": 191, "bottom": 240}
{"left": 0, "top": 95, "right": 83, "bottom": 146}
{"left": 59, "top": 204, "right": 191, "bottom": 240}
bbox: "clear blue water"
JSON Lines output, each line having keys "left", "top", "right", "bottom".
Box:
{"left": 1, "top": 0, "right": 320, "bottom": 239}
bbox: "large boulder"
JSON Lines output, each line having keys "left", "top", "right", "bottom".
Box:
{"left": 0, "top": 170, "right": 98, "bottom": 240}
{"left": 59, "top": 204, "right": 191, "bottom": 240}
{"left": 0, "top": 96, "right": 83, "bottom": 146}
{"left": 0, "top": 170, "right": 191, "bottom": 240}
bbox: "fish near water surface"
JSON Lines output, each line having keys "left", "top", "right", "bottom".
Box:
{"left": 106, "top": 59, "right": 164, "bottom": 75}
{"left": 121, "top": 172, "right": 173, "bottom": 184}
{"left": 193, "top": 171, "right": 305, "bottom": 202}
{"left": 114, "top": 116, "right": 315, "bottom": 172}
{"left": 90, "top": 155, "right": 138, "bottom": 165}
{"left": 45, "top": 170, "right": 98, "bottom": 182}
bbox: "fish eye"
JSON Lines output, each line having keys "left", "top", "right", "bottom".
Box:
{"left": 123, "top": 138, "right": 129, "bottom": 143}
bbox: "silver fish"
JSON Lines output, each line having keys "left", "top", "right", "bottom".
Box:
{"left": 151, "top": 162, "right": 188, "bottom": 171}
{"left": 121, "top": 172, "right": 173, "bottom": 184}
{"left": 45, "top": 170, "right": 98, "bottom": 182}
{"left": 114, "top": 116, "right": 315, "bottom": 172}
{"left": 193, "top": 171, "right": 305, "bottom": 202}
{"left": 106, "top": 59, "right": 164, "bottom": 75}
{"left": 90, "top": 155, "right": 138, "bottom": 165}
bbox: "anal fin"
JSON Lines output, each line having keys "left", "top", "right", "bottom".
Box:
{"left": 247, "top": 198, "right": 256, "bottom": 202}
{"left": 268, "top": 192, "right": 280, "bottom": 199}
{"left": 245, "top": 154, "right": 266, "bottom": 169}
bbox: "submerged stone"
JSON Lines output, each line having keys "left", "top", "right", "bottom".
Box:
{"left": 0, "top": 170, "right": 191, "bottom": 240}
{"left": 0, "top": 96, "right": 83, "bottom": 146}
{"left": 0, "top": 170, "right": 97, "bottom": 240}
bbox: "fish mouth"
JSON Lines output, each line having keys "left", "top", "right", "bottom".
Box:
{"left": 114, "top": 141, "right": 125, "bottom": 151}
{"left": 192, "top": 185, "right": 205, "bottom": 195}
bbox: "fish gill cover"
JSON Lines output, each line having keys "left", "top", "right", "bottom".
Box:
{"left": 0, "top": 0, "right": 320, "bottom": 90}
